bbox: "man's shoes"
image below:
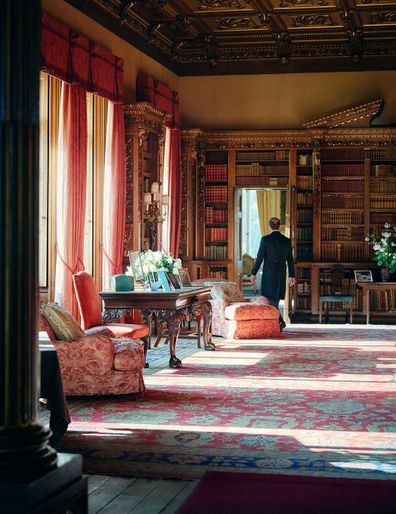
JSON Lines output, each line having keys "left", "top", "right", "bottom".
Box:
{"left": 279, "top": 321, "right": 286, "bottom": 332}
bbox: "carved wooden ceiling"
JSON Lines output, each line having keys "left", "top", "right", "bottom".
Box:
{"left": 66, "top": 0, "right": 396, "bottom": 75}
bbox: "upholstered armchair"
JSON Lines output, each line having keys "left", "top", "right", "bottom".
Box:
{"left": 192, "top": 279, "right": 281, "bottom": 339}
{"left": 72, "top": 271, "right": 150, "bottom": 362}
{"left": 39, "top": 310, "right": 145, "bottom": 397}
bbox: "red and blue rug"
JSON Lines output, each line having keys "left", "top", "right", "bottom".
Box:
{"left": 59, "top": 324, "right": 396, "bottom": 479}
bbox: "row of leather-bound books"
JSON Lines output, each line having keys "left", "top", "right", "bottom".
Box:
{"left": 321, "top": 243, "right": 365, "bottom": 262}
{"left": 205, "top": 164, "right": 228, "bottom": 182}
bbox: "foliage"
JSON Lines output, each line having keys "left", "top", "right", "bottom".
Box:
{"left": 365, "top": 223, "right": 396, "bottom": 273}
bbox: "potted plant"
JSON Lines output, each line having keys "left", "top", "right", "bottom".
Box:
{"left": 365, "top": 223, "right": 396, "bottom": 281}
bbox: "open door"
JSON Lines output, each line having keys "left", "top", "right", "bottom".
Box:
{"left": 234, "top": 188, "right": 243, "bottom": 288}
{"left": 284, "top": 183, "right": 296, "bottom": 323}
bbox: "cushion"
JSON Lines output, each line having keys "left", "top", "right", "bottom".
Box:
{"left": 112, "top": 338, "right": 145, "bottom": 371}
{"left": 104, "top": 323, "right": 150, "bottom": 339}
{"left": 41, "top": 303, "right": 85, "bottom": 341}
{"left": 227, "top": 319, "right": 281, "bottom": 339}
{"left": 72, "top": 271, "right": 103, "bottom": 329}
{"left": 210, "top": 282, "right": 244, "bottom": 304}
{"left": 224, "top": 303, "right": 279, "bottom": 321}
{"left": 39, "top": 312, "right": 57, "bottom": 341}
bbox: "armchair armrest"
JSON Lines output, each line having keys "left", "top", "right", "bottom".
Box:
{"left": 53, "top": 335, "right": 115, "bottom": 375}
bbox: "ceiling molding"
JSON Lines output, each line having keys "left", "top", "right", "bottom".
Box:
{"left": 66, "top": 0, "right": 396, "bottom": 75}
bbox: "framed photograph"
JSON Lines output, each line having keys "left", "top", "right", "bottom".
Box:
{"left": 354, "top": 270, "right": 373, "bottom": 283}
{"left": 157, "top": 270, "right": 172, "bottom": 292}
{"left": 166, "top": 271, "right": 182, "bottom": 290}
{"left": 128, "top": 250, "right": 144, "bottom": 282}
{"left": 178, "top": 268, "right": 192, "bottom": 288}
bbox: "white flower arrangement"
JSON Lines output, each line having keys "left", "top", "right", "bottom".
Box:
{"left": 140, "top": 250, "right": 182, "bottom": 276}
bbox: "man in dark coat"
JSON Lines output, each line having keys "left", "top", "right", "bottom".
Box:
{"left": 250, "top": 217, "right": 295, "bottom": 330}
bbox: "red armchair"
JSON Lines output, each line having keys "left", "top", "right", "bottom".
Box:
{"left": 72, "top": 271, "right": 150, "bottom": 364}
{"left": 39, "top": 313, "right": 145, "bottom": 397}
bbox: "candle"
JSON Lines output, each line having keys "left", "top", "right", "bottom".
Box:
{"left": 144, "top": 192, "right": 152, "bottom": 205}
{"left": 151, "top": 181, "right": 159, "bottom": 193}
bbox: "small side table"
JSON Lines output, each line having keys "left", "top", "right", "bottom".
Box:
{"left": 357, "top": 282, "right": 396, "bottom": 324}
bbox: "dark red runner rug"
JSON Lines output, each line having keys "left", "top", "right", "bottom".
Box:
{"left": 177, "top": 471, "right": 396, "bottom": 514}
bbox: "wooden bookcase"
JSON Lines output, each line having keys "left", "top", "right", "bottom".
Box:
{"left": 180, "top": 101, "right": 396, "bottom": 322}
{"left": 123, "top": 102, "right": 170, "bottom": 264}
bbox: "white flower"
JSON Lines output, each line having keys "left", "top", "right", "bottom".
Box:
{"left": 175, "top": 259, "right": 182, "bottom": 269}
{"left": 381, "top": 232, "right": 391, "bottom": 239}
{"left": 365, "top": 236, "right": 370, "bottom": 242}
{"left": 373, "top": 245, "right": 381, "bottom": 251}
{"left": 172, "top": 267, "right": 179, "bottom": 275}
{"left": 384, "top": 223, "right": 391, "bottom": 229}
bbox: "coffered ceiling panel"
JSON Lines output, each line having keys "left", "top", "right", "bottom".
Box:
{"left": 66, "top": 0, "right": 396, "bottom": 74}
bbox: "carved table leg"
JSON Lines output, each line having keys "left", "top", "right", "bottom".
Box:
{"left": 202, "top": 300, "right": 215, "bottom": 351}
{"left": 167, "top": 315, "right": 182, "bottom": 368}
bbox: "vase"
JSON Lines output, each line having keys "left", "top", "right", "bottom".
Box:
{"left": 380, "top": 268, "right": 392, "bottom": 282}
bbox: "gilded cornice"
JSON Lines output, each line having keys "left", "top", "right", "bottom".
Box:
{"left": 123, "top": 102, "right": 172, "bottom": 131}
{"left": 181, "top": 129, "right": 203, "bottom": 145}
{"left": 199, "top": 130, "right": 312, "bottom": 149}
{"left": 180, "top": 127, "right": 396, "bottom": 149}
{"left": 303, "top": 100, "right": 384, "bottom": 129}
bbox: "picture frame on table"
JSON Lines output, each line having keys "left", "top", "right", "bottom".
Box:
{"left": 128, "top": 250, "right": 144, "bottom": 282}
{"left": 166, "top": 271, "right": 182, "bottom": 290}
{"left": 148, "top": 271, "right": 163, "bottom": 292}
{"left": 156, "top": 270, "right": 173, "bottom": 292}
{"left": 178, "top": 268, "right": 193, "bottom": 288}
{"left": 354, "top": 270, "right": 373, "bottom": 283}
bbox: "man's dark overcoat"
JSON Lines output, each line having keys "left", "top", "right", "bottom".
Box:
{"left": 251, "top": 231, "right": 295, "bottom": 301}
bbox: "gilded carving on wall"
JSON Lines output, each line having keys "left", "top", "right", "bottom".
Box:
{"left": 125, "top": 136, "right": 133, "bottom": 183}
{"left": 198, "top": 0, "right": 250, "bottom": 9}
{"left": 126, "top": 190, "right": 134, "bottom": 224}
{"left": 197, "top": 150, "right": 206, "bottom": 224}
{"left": 291, "top": 15, "right": 333, "bottom": 27}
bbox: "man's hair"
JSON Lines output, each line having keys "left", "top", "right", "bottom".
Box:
{"left": 269, "top": 217, "right": 281, "bottom": 230}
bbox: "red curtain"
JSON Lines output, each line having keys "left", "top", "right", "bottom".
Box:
{"left": 168, "top": 129, "right": 182, "bottom": 257}
{"left": 41, "top": 11, "right": 124, "bottom": 102}
{"left": 102, "top": 102, "right": 126, "bottom": 288}
{"left": 54, "top": 83, "right": 87, "bottom": 319}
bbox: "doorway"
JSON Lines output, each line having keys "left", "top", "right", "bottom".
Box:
{"left": 235, "top": 187, "right": 287, "bottom": 307}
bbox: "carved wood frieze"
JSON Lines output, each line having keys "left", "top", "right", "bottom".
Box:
{"left": 181, "top": 124, "right": 396, "bottom": 150}
{"left": 124, "top": 102, "right": 171, "bottom": 134}
{"left": 66, "top": 0, "right": 396, "bottom": 74}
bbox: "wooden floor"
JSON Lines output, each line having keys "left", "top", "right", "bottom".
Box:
{"left": 88, "top": 474, "right": 198, "bottom": 514}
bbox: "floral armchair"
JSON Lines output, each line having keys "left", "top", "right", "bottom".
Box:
{"left": 39, "top": 311, "right": 145, "bottom": 397}
{"left": 192, "top": 279, "right": 281, "bottom": 339}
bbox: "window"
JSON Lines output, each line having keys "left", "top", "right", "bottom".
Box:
{"left": 39, "top": 73, "right": 109, "bottom": 299}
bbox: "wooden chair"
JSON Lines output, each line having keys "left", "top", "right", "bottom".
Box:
{"left": 319, "top": 267, "right": 355, "bottom": 323}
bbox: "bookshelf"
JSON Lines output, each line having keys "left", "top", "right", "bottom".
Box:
{"left": 235, "top": 149, "right": 289, "bottom": 187}
{"left": 204, "top": 151, "right": 229, "bottom": 279}
{"left": 123, "top": 102, "right": 170, "bottom": 262}
{"left": 180, "top": 119, "right": 396, "bottom": 323}
{"left": 294, "top": 150, "right": 314, "bottom": 315}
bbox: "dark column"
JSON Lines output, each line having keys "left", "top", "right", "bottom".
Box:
{"left": 1, "top": 3, "right": 87, "bottom": 511}
{"left": 0, "top": 0, "right": 58, "bottom": 481}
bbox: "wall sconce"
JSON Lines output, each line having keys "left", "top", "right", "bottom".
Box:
{"left": 143, "top": 181, "right": 168, "bottom": 250}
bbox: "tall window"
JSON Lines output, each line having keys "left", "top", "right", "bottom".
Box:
{"left": 39, "top": 72, "right": 109, "bottom": 299}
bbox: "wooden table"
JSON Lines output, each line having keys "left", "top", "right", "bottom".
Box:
{"left": 99, "top": 287, "right": 214, "bottom": 368}
{"left": 357, "top": 282, "right": 396, "bottom": 324}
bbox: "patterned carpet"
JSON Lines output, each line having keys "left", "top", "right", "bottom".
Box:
{"left": 58, "top": 324, "right": 396, "bottom": 479}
